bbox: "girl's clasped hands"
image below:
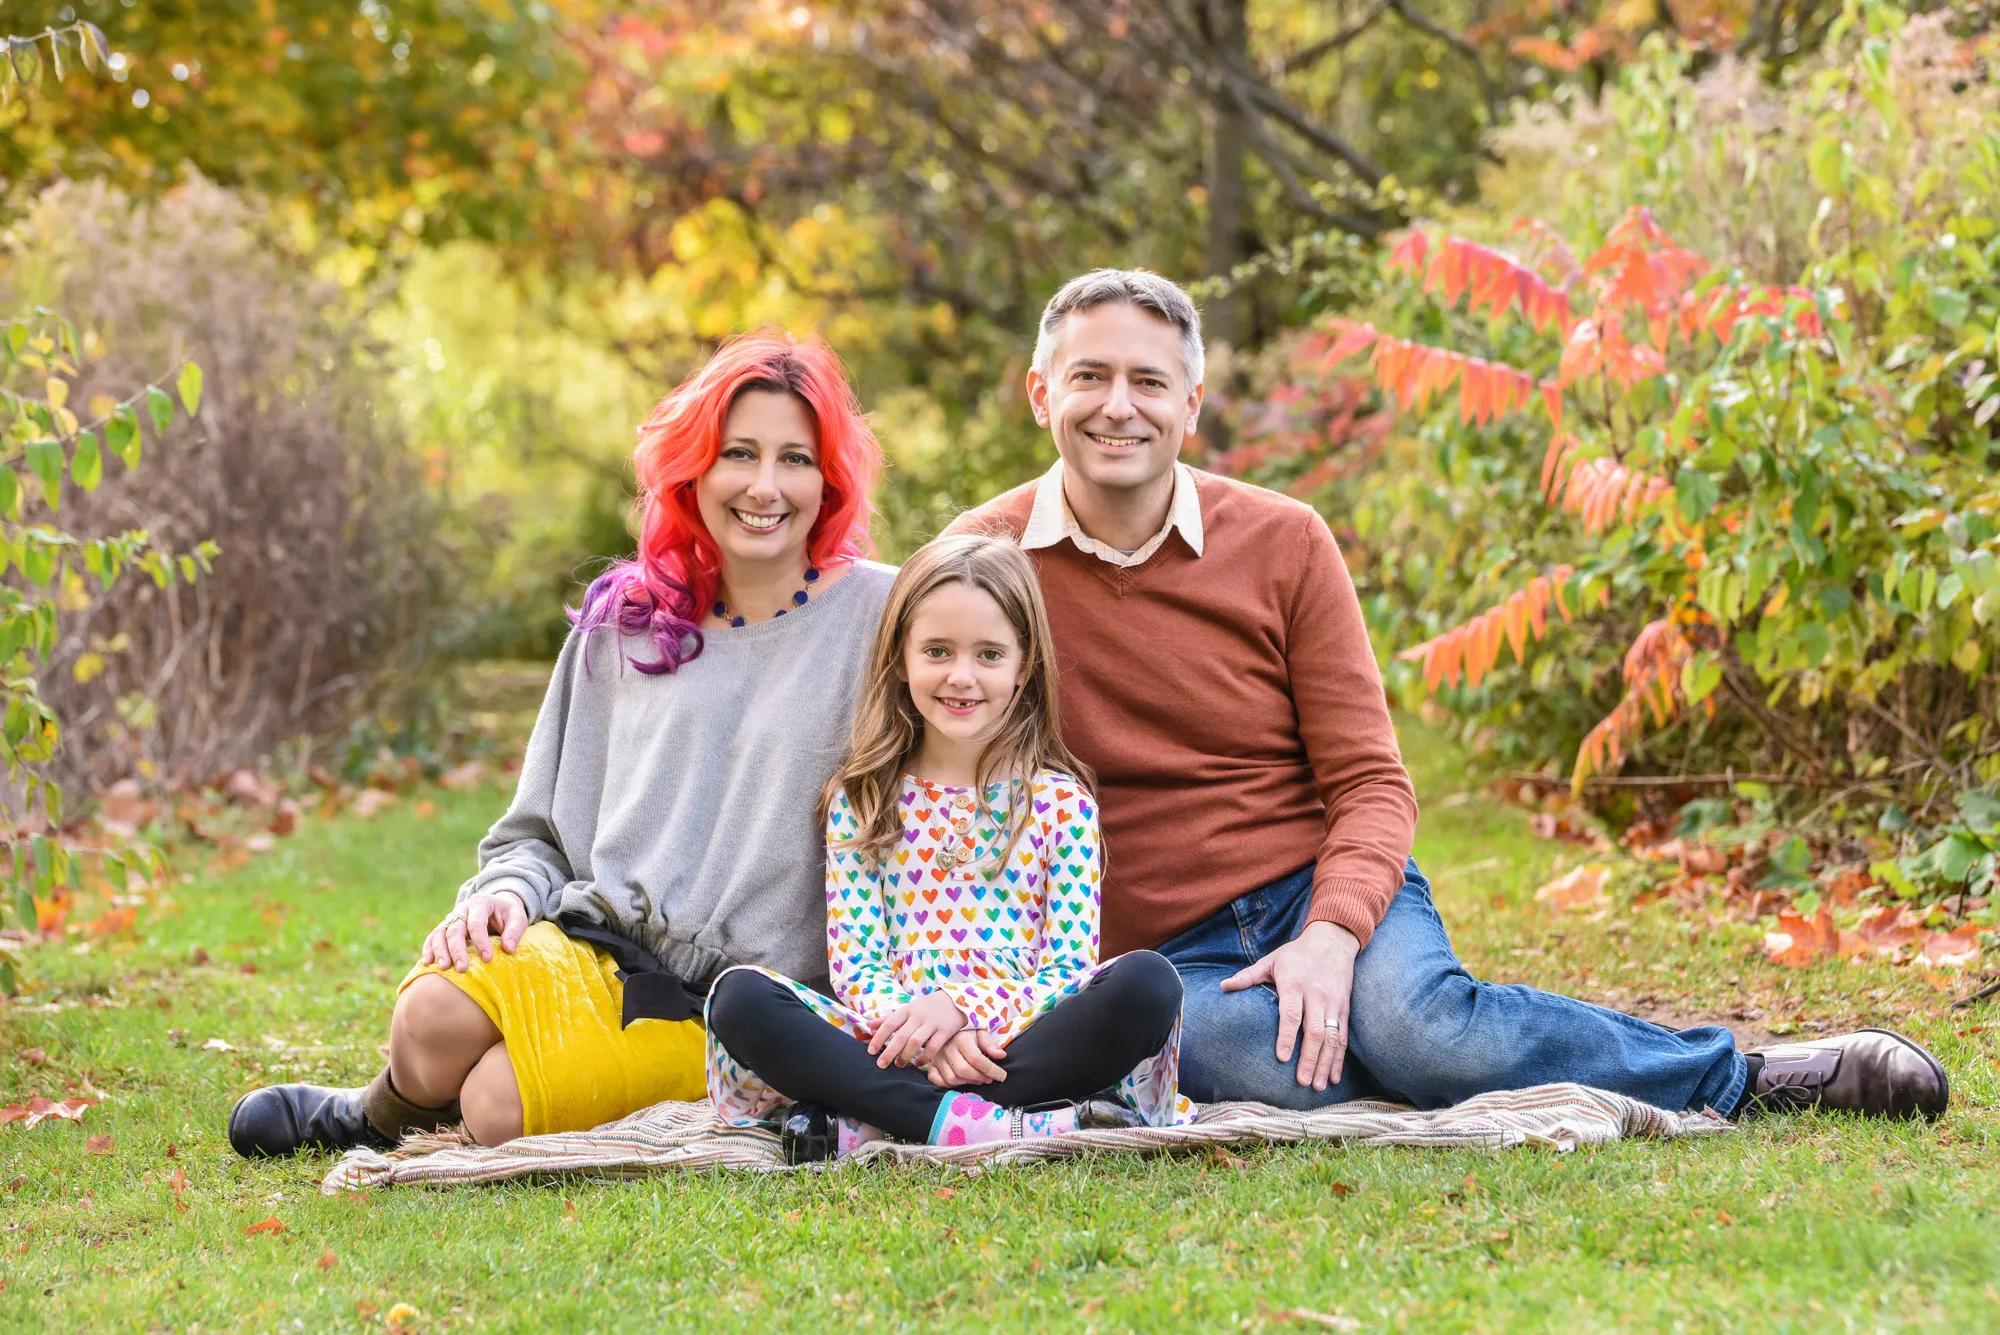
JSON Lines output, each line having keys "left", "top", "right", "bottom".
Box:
{"left": 866, "top": 990, "right": 1010, "bottom": 1087}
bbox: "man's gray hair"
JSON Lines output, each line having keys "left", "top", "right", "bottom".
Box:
{"left": 1030, "top": 268, "right": 1206, "bottom": 388}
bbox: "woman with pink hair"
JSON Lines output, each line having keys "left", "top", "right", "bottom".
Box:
{"left": 229, "top": 331, "right": 896, "bottom": 1155}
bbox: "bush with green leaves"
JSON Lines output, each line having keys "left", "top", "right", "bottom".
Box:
{"left": 0, "top": 306, "right": 207, "bottom": 989}
{"left": 1232, "top": 3, "right": 1999, "bottom": 907}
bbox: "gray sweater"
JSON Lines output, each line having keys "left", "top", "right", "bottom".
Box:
{"left": 459, "top": 561, "right": 897, "bottom": 993}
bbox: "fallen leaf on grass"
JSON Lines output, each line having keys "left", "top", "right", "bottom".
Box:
{"left": 85, "top": 1135, "right": 115, "bottom": 1155}
{"left": 1534, "top": 865, "right": 1608, "bottom": 911}
{"left": 1924, "top": 925, "right": 1982, "bottom": 967}
{"left": 563, "top": 1198, "right": 577, "bottom": 1221}
{"left": 413, "top": 799, "right": 436, "bottom": 820}
{"left": 5, "top": 1175, "right": 26, "bottom": 1193}
{"left": 269, "top": 799, "right": 301, "bottom": 837}
{"left": 85, "top": 907, "right": 137, "bottom": 937}
{"left": 317, "top": 1247, "right": 337, "bottom": 1270}
{"left": 1855, "top": 906, "right": 1926, "bottom": 958}
{"left": 1327, "top": 1181, "right": 1353, "bottom": 1197}
{"left": 223, "top": 769, "right": 280, "bottom": 808}
{"left": 386, "top": 1301, "right": 419, "bottom": 1331}
{"left": 169, "top": 1165, "right": 187, "bottom": 1199}
{"left": 243, "top": 1216, "right": 285, "bottom": 1236}
{"left": 18, "top": 1048, "right": 46, "bottom": 1068}
{"left": 1274, "top": 1309, "right": 1362, "bottom": 1331}
{"left": 0, "top": 1096, "right": 99, "bottom": 1127}
{"left": 1206, "top": 1145, "right": 1251, "bottom": 1170}
{"left": 200, "top": 1038, "right": 235, "bottom": 1053}
{"left": 932, "top": 1187, "right": 955, "bottom": 1201}
{"left": 1679, "top": 843, "right": 1731, "bottom": 876}
{"left": 352, "top": 789, "right": 397, "bottom": 819}
{"left": 439, "top": 760, "right": 487, "bottom": 791}
{"left": 1762, "top": 906, "right": 1849, "bottom": 967}
{"left": 96, "top": 778, "right": 158, "bottom": 836}
{"left": 355, "top": 1302, "right": 379, "bottom": 1320}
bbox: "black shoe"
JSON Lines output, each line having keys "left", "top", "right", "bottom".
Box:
{"left": 777, "top": 1102, "right": 838, "bottom": 1166}
{"left": 228, "top": 1083, "right": 392, "bottom": 1158}
{"left": 1743, "top": 1028, "right": 1949, "bottom": 1121}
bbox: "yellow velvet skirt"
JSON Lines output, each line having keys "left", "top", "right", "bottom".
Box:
{"left": 400, "top": 920, "right": 707, "bottom": 1137}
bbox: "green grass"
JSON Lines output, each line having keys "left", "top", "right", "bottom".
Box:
{"left": 6, "top": 718, "right": 1999, "bottom": 1333}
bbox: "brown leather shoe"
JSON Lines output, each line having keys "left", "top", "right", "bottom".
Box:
{"left": 1743, "top": 1028, "right": 1948, "bottom": 1121}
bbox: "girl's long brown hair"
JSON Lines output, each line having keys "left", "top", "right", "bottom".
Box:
{"left": 820, "top": 535, "right": 1093, "bottom": 867}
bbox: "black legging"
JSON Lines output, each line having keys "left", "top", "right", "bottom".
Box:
{"left": 707, "top": 951, "right": 1183, "bottom": 1143}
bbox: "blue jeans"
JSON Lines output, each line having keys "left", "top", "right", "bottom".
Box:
{"left": 1160, "top": 860, "right": 1747, "bottom": 1115}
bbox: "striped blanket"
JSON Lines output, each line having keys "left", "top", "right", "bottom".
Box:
{"left": 320, "top": 1083, "right": 1729, "bottom": 1193}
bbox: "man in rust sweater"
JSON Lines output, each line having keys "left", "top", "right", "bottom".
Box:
{"left": 946, "top": 269, "right": 1946, "bottom": 1122}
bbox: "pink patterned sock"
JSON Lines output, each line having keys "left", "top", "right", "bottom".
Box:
{"left": 837, "top": 1117, "right": 887, "bottom": 1156}
{"left": 927, "top": 1093, "right": 1078, "bottom": 1147}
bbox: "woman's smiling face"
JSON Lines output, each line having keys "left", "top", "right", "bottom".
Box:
{"left": 695, "top": 388, "right": 824, "bottom": 570}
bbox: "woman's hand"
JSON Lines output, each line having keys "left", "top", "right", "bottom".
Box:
{"left": 419, "top": 889, "right": 530, "bottom": 973}
{"left": 867, "top": 991, "right": 968, "bottom": 1069}
{"left": 922, "top": 1029, "right": 1009, "bottom": 1088}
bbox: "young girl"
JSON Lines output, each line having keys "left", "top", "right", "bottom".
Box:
{"left": 704, "top": 534, "right": 1192, "bottom": 1153}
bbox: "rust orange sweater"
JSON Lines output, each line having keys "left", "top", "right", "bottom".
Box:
{"left": 947, "top": 469, "right": 1419, "bottom": 954}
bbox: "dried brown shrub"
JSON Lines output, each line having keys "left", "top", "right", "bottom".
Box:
{"left": 1, "top": 177, "right": 456, "bottom": 790}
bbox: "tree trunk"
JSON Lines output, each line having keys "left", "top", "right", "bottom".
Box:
{"left": 1202, "top": 0, "right": 1249, "bottom": 451}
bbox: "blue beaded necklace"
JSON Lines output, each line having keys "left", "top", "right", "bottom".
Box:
{"left": 712, "top": 566, "right": 819, "bottom": 628}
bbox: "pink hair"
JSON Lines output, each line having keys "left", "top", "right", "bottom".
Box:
{"left": 571, "top": 330, "right": 881, "bottom": 672}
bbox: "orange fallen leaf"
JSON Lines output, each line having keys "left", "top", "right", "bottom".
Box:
{"left": 317, "top": 1247, "right": 337, "bottom": 1270}
{"left": 1856, "top": 905, "right": 1925, "bottom": 958}
{"left": 0, "top": 1095, "right": 99, "bottom": 1127}
{"left": 933, "top": 1187, "right": 955, "bottom": 1200}
{"left": 86, "top": 1134, "right": 115, "bottom": 1155}
{"left": 355, "top": 1303, "right": 379, "bottom": 1320}
{"left": 1534, "top": 864, "right": 1608, "bottom": 911}
{"left": 18, "top": 1048, "right": 47, "bottom": 1068}
{"left": 413, "top": 799, "right": 436, "bottom": 820}
{"left": 563, "top": 1198, "right": 577, "bottom": 1221}
{"left": 1923, "top": 925, "right": 1982, "bottom": 967}
{"left": 1763, "top": 906, "right": 1838, "bottom": 968}
{"left": 243, "top": 1216, "right": 286, "bottom": 1236}
{"left": 86, "top": 907, "right": 137, "bottom": 937}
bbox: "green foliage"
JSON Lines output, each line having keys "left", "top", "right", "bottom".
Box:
{"left": 0, "top": 306, "right": 207, "bottom": 987}
{"left": 1241, "top": 4, "right": 2000, "bottom": 837}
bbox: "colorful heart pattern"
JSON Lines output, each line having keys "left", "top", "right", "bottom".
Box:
{"left": 705, "top": 769, "right": 1192, "bottom": 1131}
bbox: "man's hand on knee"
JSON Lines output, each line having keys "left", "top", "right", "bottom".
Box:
{"left": 1219, "top": 920, "right": 1360, "bottom": 1092}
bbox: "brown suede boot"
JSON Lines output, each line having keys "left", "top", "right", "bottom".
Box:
{"left": 360, "top": 1066, "right": 462, "bottom": 1141}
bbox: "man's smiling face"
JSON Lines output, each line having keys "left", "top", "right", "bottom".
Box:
{"left": 1029, "top": 301, "right": 1204, "bottom": 500}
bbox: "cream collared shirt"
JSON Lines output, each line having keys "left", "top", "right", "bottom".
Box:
{"left": 1017, "top": 458, "right": 1205, "bottom": 567}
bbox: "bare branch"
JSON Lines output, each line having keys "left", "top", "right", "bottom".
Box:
{"left": 1278, "top": 2, "right": 1389, "bottom": 75}
{"left": 1383, "top": 0, "right": 1501, "bottom": 126}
